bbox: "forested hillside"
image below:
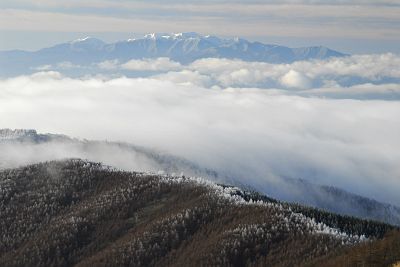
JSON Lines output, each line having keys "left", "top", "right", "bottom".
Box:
{"left": 0, "top": 160, "right": 398, "bottom": 267}
{"left": 309, "top": 230, "right": 400, "bottom": 267}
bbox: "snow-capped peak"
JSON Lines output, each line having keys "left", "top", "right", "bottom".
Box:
{"left": 142, "top": 32, "right": 204, "bottom": 40}
{"left": 144, "top": 33, "right": 157, "bottom": 39}
{"left": 71, "top": 37, "right": 92, "bottom": 43}
{"left": 69, "top": 37, "right": 105, "bottom": 50}
{"left": 174, "top": 32, "right": 203, "bottom": 39}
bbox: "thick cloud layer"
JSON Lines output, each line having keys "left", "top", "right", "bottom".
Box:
{"left": 0, "top": 70, "right": 399, "bottom": 206}
{"left": 35, "top": 53, "right": 400, "bottom": 99}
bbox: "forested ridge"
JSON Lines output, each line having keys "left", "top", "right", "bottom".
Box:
{"left": 0, "top": 159, "right": 398, "bottom": 267}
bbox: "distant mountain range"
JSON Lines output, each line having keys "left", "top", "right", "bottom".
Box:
{"left": 0, "top": 32, "right": 346, "bottom": 77}
{"left": 1, "top": 128, "right": 399, "bottom": 227}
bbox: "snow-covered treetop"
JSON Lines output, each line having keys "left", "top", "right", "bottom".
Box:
{"left": 0, "top": 129, "right": 37, "bottom": 140}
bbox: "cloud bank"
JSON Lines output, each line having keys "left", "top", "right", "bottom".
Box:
{"left": 0, "top": 70, "right": 399, "bottom": 206}
{"left": 33, "top": 53, "right": 400, "bottom": 100}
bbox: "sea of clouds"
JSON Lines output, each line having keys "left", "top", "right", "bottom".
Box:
{"left": 1, "top": 54, "right": 400, "bottom": 205}
{"left": 33, "top": 53, "right": 400, "bottom": 100}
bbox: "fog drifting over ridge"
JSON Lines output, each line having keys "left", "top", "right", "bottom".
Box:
{"left": 0, "top": 59, "right": 400, "bottom": 205}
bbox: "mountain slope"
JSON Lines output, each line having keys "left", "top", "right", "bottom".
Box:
{"left": 310, "top": 230, "right": 400, "bottom": 267}
{"left": 267, "top": 177, "right": 400, "bottom": 226}
{"left": 0, "top": 160, "right": 397, "bottom": 267}
{"left": 1, "top": 128, "right": 399, "bottom": 227}
{"left": 0, "top": 129, "right": 224, "bottom": 183}
{"left": 0, "top": 33, "right": 346, "bottom": 77}
{"left": 1, "top": 128, "right": 400, "bottom": 227}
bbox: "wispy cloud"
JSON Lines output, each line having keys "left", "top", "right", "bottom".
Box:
{"left": 1, "top": 1, "right": 399, "bottom": 41}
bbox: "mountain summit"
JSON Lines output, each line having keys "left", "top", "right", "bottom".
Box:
{"left": 0, "top": 33, "right": 346, "bottom": 77}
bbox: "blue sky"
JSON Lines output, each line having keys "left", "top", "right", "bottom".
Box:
{"left": 0, "top": 0, "right": 399, "bottom": 53}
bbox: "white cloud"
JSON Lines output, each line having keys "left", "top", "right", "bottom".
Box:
{"left": 93, "top": 54, "right": 400, "bottom": 99}
{"left": 300, "top": 83, "right": 400, "bottom": 99}
{"left": 154, "top": 70, "right": 213, "bottom": 87}
{"left": 121, "top": 57, "right": 182, "bottom": 72}
{"left": 89, "top": 53, "right": 400, "bottom": 95}
{"left": 186, "top": 54, "right": 400, "bottom": 88}
{"left": 280, "top": 70, "right": 311, "bottom": 89}
{"left": 291, "top": 53, "right": 400, "bottom": 80}
{"left": 32, "top": 64, "right": 52, "bottom": 71}
{"left": 23, "top": 54, "right": 400, "bottom": 100}
{"left": 0, "top": 72, "right": 399, "bottom": 206}
{"left": 97, "top": 59, "right": 119, "bottom": 70}
{"left": 30, "top": 71, "right": 63, "bottom": 80}
{"left": 56, "top": 61, "right": 81, "bottom": 69}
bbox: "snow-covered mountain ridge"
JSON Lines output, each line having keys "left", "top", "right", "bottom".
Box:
{"left": 43, "top": 32, "right": 347, "bottom": 64}
{"left": 0, "top": 129, "right": 68, "bottom": 143}
{"left": 0, "top": 32, "right": 346, "bottom": 77}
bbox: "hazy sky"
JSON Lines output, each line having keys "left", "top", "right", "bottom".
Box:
{"left": 0, "top": 0, "right": 399, "bottom": 53}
